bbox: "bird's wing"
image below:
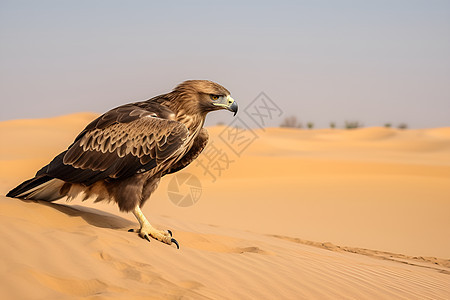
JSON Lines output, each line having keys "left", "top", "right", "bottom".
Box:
{"left": 164, "top": 128, "right": 209, "bottom": 175}
{"left": 37, "top": 104, "right": 189, "bottom": 185}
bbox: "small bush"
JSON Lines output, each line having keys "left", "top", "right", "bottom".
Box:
{"left": 398, "top": 123, "right": 408, "bottom": 130}
{"left": 280, "top": 116, "right": 303, "bottom": 128}
{"left": 345, "top": 121, "right": 362, "bottom": 129}
{"left": 384, "top": 123, "right": 392, "bottom": 128}
{"left": 329, "top": 122, "right": 336, "bottom": 129}
{"left": 307, "top": 122, "right": 314, "bottom": 129}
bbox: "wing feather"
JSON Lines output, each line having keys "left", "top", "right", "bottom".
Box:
{"left": 37, "top": 104, "right": 188, "bottom": 185}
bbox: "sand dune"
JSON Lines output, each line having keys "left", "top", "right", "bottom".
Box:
{"left": 0, "top": 113, "right": 449, "bottom": 299}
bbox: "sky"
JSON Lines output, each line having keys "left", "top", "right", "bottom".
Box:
{"left": 0, "top": 0, "right": 449, "bottom": 128}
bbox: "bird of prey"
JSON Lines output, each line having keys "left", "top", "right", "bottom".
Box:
{"left": 7, "top": 80, "right": 238, "bottom": 249}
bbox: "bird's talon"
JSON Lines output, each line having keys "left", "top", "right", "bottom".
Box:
{"left": 129, "top": 223, "right": 177, "bottom": 247}
{"left": 171, "top": 238, "right": 180, "bottom": 249}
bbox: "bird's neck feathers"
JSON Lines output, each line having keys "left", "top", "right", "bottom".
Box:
{"left": 166, "top": 92, "right": 201, "bottom": 115}
{"left": 176, "top": 110, "right": 205, "bottom": 135}
{"left": 163, "top": 90, "right": 207, "bottom": 131}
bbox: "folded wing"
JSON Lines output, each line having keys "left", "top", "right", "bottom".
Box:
{"left": 37, "top": 104, "right": 189, "bottom": 185}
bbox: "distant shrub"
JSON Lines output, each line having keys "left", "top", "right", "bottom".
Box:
{"left": 329, "top": 122, "right": 336, "bottom": 129}
{"left": 307, "top": 122, "right": 314, "bottom": 129}
{"left": 384, "top": 123, "right": 392, "bottom": 128}
{"left": 280, "top": 116, "right": 302, "bottom": 128}
{"left": 398, "top": 123, "right": 408, "bottom": 130}
{"left": 344, "top": 121, "right": 363, "bottom": 129}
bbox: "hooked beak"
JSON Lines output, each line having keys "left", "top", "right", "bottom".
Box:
{"left": 228, "top": 99, "right": 238, "bottom": 116}
{"left": 212, "top": 95, "right": 238, "bottom": 116}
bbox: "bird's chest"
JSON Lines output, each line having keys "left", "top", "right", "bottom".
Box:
{"left": 173, "top": 125, "right": 202, "bottom": 161}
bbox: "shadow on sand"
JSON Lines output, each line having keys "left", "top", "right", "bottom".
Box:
{"left": 23, "top": 199, "right": 135, "bottom": 230}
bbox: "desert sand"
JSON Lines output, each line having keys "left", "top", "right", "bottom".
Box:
{"left": 0, "top": 113, "right": 449, "bottom": 299}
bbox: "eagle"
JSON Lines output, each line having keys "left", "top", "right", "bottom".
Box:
{"left": 7, "top": 80, "right": 238, "bottom": 249}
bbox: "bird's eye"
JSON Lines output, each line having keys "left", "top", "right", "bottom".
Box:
{"left": 210, "top": 95, "right": 219, "bottom": 101}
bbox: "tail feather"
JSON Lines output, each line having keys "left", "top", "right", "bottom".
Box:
{"left": 6, "top": 175, "right": 67, "bottom": 201}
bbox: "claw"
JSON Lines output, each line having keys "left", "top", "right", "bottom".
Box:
{"left": 171, "top": 238, "right": 180, "bottom": 249}
{"left": 128, "top": 227, "right": 177, "bottom": 247}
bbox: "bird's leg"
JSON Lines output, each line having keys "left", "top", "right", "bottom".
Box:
{"left": 129, "top": 205, "right": 179, "bottom": 249}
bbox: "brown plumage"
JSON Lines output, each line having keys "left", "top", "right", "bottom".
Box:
{"left": 7, "top": 80, "right": 238, "bottom": 248}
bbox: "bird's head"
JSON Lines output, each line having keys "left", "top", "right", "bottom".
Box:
{"left": 172, "top": 80, "right": 238, "bottom": 116}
